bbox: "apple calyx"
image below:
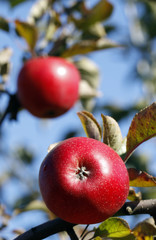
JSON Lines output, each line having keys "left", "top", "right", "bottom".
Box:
{"left": 76, "top": 166, "right": 90, "bottom": 180}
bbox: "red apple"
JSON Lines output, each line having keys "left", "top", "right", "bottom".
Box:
{"left": 39, "top": 137, "right": 129, "bottom": 224}
{"left": 17, "top": 57, "right": 80, "bottom": 118}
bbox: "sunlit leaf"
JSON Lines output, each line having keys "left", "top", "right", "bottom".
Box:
{"left": 95, "top": 233, "right": 136, "bottom": 240}
{"left": 79, "top": 80, "right": 100, "bottom": 99}
{"left": 76, "top": 57, "right": 100, "bottom": 100}
{"left": 13, "top": 228, "right": 25, "bottom": 236}
{"left": 48, "top": 142, "right": 60, "bottom": 153}
{"left": 125, "top": 102, "right": 156, "bottom": 161}
{"left": 0, "top": 204, "right": 11, "bottom": 230}
{"left": 14, "top": 200, "right": 47, "bottom": 213}
{"left": 14, "top": 200, "right": 56, "bottom": 220}
{"left": 15, "top": 20, "right": 38, "bottom": 52}
{"left": 135, "top": 237, "right": 153, "bottom": 240}
{"left": 61, "top": 38, "right": 120, "bottom": 58}
{"left": 0, "top": 47, "right": 12, "bottom": 82}
{"left": 112, "top": 233, "right": 136, "bottom": 240}
{"left": 27, "top": 0, "right": 50, "bottom": 24}
{"left": 75, "top": 57, "right": 99, "bottom": 88}
{"left": 128, "top": 168, "right": 156, "bottom": 187}
{"left": 94, "top": 237, "right": 102, "bottom": 240}
{"left": 128, "top": 187, "right": 142, "bottom": 201}
{"left": 45, "top": 11, "right": 61, "bottom": 41}
{"left": 77, "top": 111, "right": 102, "bottom": 141}
{"left": 133, "top": 218, "right": 156, "bottom": 239}
{"left": 72, "top": 0, "right": 113, "bottom": 30}
{"left": 0, "top": 48, "right": 12, "bottom": 66}
{"left": 101, "top": 114, "right": 125, "bottom": 154}
{"left": 94, "top": 217, "right": 131, "bottom": 238}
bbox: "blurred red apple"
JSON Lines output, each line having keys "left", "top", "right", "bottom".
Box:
{"left": 17, "top": 57, "right": 80, "bottom": 118}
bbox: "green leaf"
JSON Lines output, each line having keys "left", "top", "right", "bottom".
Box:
{"left": 0, "top": 17, "right": 9, "bottom": 32}
{"left": 81, "top": 22, "right": 106, "bottom": 40}
{"left": 72, "top": 0, "right": 113, "bottom": 30}
{"left": 15, "top": 20, "right": 38, "bottom": 52}
{"left": 128, "top": 168, "right": 156, "bottom": 187}
{"left": 113, "top": 233, "right": 136, "bottom": 240}
{"left": 14, "top": 146, "right": 34, "bottom": 164}
{"left": 94, "top": 217, "right": 131, "bottom": 238}
{"left": 125, "top": 102, "right": 156, "bottom": 161}
{"left": 77, "top": 111, "right": 102, "bottom": 141}
{"left": 8, "top": 0, "right": 28, "bottom": 7}
{"left": 95, "top": 235, "right": 136, "bottom": 240}
{"left": 61, "top": 38, "right": 120, "bottom": 58}
{"left": 101, "top": 114, "right": 125, "bottom": 154}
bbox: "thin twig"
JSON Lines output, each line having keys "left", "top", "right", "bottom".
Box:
{"left": 81, "top": 230, "right": 95, "bottom": 240}
{"left": 0, "top": 103, "right": 10, "bottom": 126}
{"left": 80, "top": 224, "right": 89, "bottom": 239}
{"left": 66, "top": 227, "right": 79, "bottom": 240}
{"left": 0, "top": 93, "right": 21, "bottom": 127}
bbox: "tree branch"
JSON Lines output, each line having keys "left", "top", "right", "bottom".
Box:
{"left": 14, "top": 218, "right": 76, "bottom": 240}
{"left": 116, "top": 199, "right": 156, "bottom": 216}
{"left": 13, "top": 199, "right": 156, "bottom": 240}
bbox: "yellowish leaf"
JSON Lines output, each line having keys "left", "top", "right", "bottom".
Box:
{"left": 128, "top": 168, "right": 156, "bottom": 187}
{"left": 61, "top": 38, "right": 119, "bottom": 58}
{"left": 73, "top": 0, "right": 113, "bottom": 30}
{"left": 15, "top": 20, "right": 38, "bottom": 52}
{"left": 133, "top": 218, "right": 156, "bottom": 239}
{"left": 128, "top": 187, "right": 142, "bottom": 201}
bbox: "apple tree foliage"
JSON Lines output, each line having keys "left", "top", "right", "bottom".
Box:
{"left": 0, "top": 0, "right": 156, "bottom": 239}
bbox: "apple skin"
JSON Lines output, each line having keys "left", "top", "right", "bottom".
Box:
{"left": 39, "top": 137, "right": 129, "bottom": 224}
{"left": 17, "top": 57, "right": 80, "bottom": 118}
